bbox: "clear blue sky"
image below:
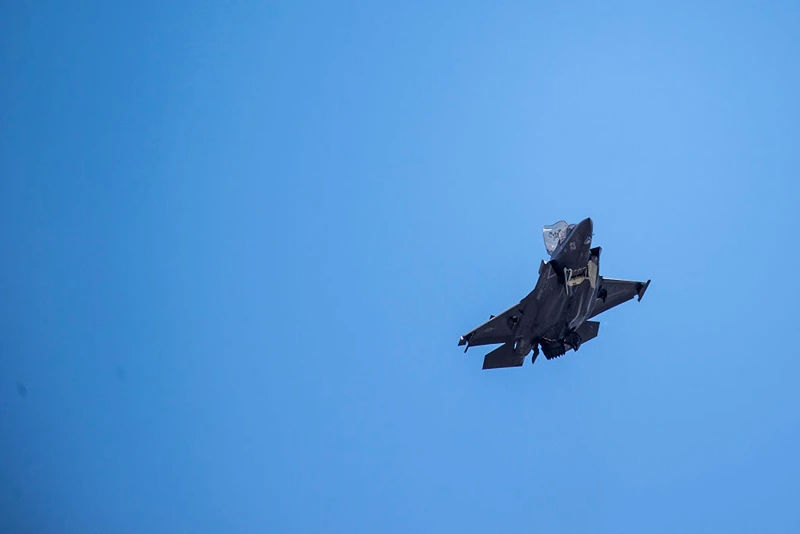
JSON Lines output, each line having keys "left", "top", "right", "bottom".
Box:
{"left": 2, "top": 2, "right": 799, "bottom": 532}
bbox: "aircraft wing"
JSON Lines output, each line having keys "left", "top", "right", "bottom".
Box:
{"left": 589, "top": 278, "right": 650, "bottom": 319}
{"left": 458, "top": 301, "right": 525, "bottom": 349}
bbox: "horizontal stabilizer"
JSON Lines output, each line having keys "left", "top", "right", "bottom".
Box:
{"left": 574, "top": 320, "right": 600, "bottom": 344}
{"left": 482, "top": 343, "right": 525, "bottom": 370}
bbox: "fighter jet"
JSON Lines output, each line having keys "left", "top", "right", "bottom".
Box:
{"left": 459, "top": 218, "right": 650, "bottom": 369}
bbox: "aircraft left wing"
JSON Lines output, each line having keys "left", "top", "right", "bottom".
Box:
{"left": 458, "top": 301, "right": 525, "bottom": 350}
{"left": 589, "top": 278, "right": 650, "bottom": 319}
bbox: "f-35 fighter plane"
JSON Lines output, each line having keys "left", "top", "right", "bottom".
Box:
{"left": 459, "top": 218, "right": 650, "bottom": 370}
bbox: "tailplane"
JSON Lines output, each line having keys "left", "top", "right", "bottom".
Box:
{"left": 482, "top": 343, "right": 525, "bottom": 370}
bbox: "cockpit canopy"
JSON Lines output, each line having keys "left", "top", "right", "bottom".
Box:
{"left": 543, "top": 221, "right": 576, "bottom": 256}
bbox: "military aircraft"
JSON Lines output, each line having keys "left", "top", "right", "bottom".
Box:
{"left": 459, "top": 218, "right": 650, "bottom": 369}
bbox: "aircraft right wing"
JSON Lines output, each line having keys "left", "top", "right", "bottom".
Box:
{"left": 458, "top": 301, "right": 525, "bottom": 350}
{"left": 589, "top": 278, "right": 651, "bottom": 319}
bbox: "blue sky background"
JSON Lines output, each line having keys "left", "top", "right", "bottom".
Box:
{"left": 2, "top": 2, "right": 799, "bottom": 532}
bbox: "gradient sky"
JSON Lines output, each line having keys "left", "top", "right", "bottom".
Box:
{"left": 2, "top": 2, "right": 800, "bottom": 533}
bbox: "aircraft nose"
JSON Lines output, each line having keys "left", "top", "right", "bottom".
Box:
{"left": 581, "top": 217, "right": 593, "bottom": 234}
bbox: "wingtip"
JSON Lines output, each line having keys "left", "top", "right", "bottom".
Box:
{"left": 637, "top": 279, "right": 651, "bottom": 302}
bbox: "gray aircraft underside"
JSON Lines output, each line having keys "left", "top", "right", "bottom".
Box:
{"left": 458, "top": 218, "right": 650, "bottom": 370}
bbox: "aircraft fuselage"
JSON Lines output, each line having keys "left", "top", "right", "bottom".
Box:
{"left": 514, "top": 217, "right": 600, "bottom": 359}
